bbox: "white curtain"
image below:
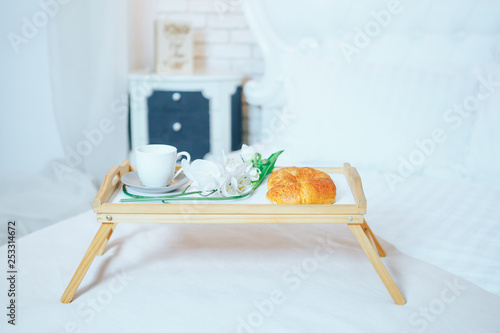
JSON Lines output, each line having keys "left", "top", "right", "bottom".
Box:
{"left": 48, "top": 0, "right": 129, "bottom": 182}
{"left": 0, "top": 0, "right": 129, "bottom": 244}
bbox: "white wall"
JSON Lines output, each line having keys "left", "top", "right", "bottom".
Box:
{"left": 0, "top": 0, "right": 64, "bottom": 174}
{"left": 129, "top": 0, "right": 264, "bottom": 75}
{"left": 128, "top": 0, "right": 265, "bottom": 144}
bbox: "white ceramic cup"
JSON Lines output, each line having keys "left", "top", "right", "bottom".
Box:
{"left": 135, "top": 144, "right": 191, "bottom": 187}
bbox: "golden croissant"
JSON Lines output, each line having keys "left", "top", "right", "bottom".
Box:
{"left": 266, "top": 167, "right": 336, "bottom": 204}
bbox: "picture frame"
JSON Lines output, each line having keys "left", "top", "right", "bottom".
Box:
{"left": 155, "top": 20, "right": 193, "bottom": 74}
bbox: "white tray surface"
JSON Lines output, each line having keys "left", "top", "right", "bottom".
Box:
{"left": 109, "top": 173, "right": 355, "bottom": 205}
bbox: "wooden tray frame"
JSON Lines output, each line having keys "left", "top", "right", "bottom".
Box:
{"left": 61, "top": 160, "right": 406, "bottom": 305}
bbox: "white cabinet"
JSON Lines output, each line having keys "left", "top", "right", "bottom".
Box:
{"left": 129, "top": 71, "right": 243, "bottom": 161}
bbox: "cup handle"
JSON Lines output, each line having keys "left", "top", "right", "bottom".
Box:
{"left": 173, "top": 151, "right": 191, "bottom": 179}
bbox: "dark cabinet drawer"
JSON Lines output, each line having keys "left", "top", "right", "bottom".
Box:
{"left": 148, "top": 90, "right": 210, "bottom": 160}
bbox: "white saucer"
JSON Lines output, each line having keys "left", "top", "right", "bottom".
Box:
{"left": 121, "top": 171, "right": 190, "bottom": 194}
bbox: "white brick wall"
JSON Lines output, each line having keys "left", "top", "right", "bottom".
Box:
{"left": 157, "top": 0, "right": 188, "bottom": 12}
{"left": 230, "top": 30, "right": 255, "bottom": 43}
{"left": 193, "top": 30, "right": 229, "bottom": 43}
{"left": 154, "top": 0, "right": 265, "bottom": 143}
{"left": 155, "top": 0, "right": 263, "bottom": 76}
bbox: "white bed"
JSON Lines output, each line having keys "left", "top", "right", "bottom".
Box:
{"left": 2, "top": 1, "right": 500, "bottom": 332}
{"left": 3, "top": 172, "right": 499, "bottom": 333}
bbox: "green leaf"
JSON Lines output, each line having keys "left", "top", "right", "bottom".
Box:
{"left": 249, "top": 150, "right": 283, "bottom": 190}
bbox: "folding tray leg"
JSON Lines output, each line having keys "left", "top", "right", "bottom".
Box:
{"left": 361, "top": 220, "right": 386, "bottom": 257}
{"left": 348, "top": 224, "right": 406, "bottom": 305}
{"left": 61, "top": 223, "right": 115, "bottom": 304}
{"left": 96, "top": 223, "right": 117, "bottom": 256}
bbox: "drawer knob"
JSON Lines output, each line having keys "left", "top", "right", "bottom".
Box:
{"left": 172, "top": 92, "right": 181, "bottom": 101}
{"left": 172, "top": 122, "right": 182, "bottom": 132}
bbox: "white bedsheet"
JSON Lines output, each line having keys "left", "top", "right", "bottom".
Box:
{"left": 359, "top": 171, "right": 500, "bottom": 296}
{"left": 1, "top": 172, "right": 499, "bottom": 333}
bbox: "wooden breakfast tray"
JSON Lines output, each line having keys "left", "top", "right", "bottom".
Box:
{"left": 61, "top": 160, "right": 406, "bottom": 305}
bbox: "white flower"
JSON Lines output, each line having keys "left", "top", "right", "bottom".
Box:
{"left": 182, "top": 149, "right": 261, "bottom": 197}
{"left": 244, "top": 165, "right": 260, "bottom": 181}
{"left": 221, "top": 176, "right": 240, "bottom": 196}
{"left": 181, "top": 159, "right": 225, "bottom": 193}
{"left": 221, "top": 153, "right": 252, "bottom": 178}
{"left": 220, "top": 172, "right": 256, "bottom": 197}
{"left": 240, "top": 144, "right": 258, "bottom": 163}
{"left": 220, "top": 163, "right": 260, "bottom": 196}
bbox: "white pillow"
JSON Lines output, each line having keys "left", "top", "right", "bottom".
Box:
{"left": 262, "top": 55, "right": 480, "bottom": 181}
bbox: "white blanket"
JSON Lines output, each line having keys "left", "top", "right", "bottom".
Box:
{"left": 359, "top": 171, "right": 500, "bottom": 296}
{"left": 1, "top": 172, "right": 499, "bottom": 333}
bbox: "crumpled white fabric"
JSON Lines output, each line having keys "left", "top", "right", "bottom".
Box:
{"left": 0, "top": 160, "right": 97, "bottom": 246}
{"left": 2, "top": 209, "right": 499, "bottom": 333}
